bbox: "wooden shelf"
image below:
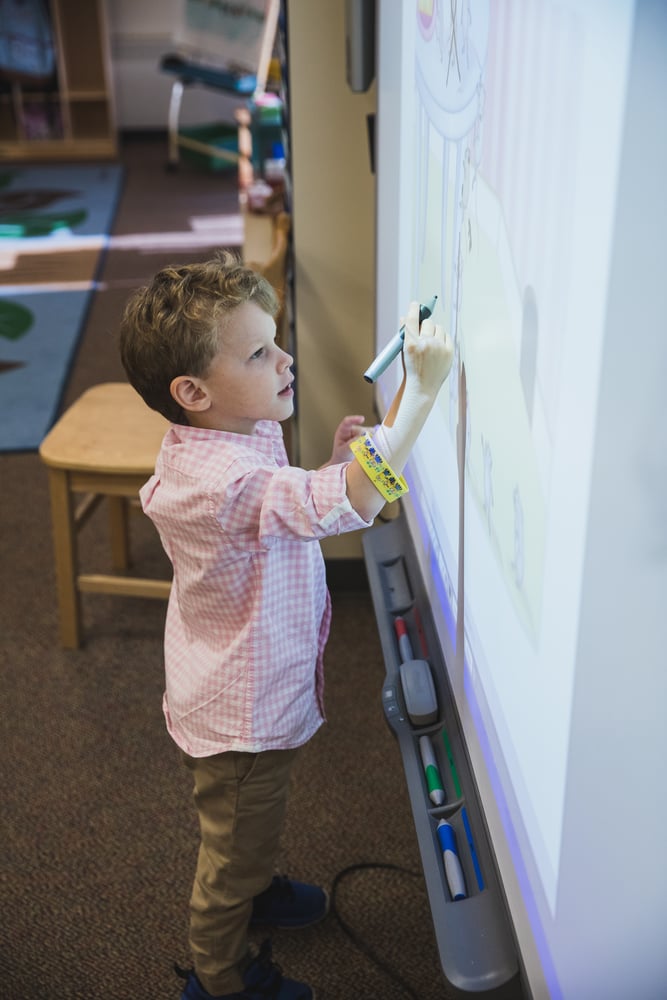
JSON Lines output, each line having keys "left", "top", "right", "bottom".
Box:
{"left": 0, "top": 0, "right": 116, "bottom": 161}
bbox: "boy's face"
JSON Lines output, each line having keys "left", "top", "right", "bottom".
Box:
{"left": 181, "top": 300, "right": 294, "bottom": 435}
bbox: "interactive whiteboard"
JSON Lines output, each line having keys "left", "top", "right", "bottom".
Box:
{"left": 374, "top": 2, "right": 667, "bottom": 997}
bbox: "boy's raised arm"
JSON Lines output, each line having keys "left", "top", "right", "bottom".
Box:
{"left": 346, "top": 301, "right": 454, "bottom": 523}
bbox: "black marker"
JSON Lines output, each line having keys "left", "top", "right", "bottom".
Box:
{"left": 364, "top": 295, "right": 438, "bottom": 383}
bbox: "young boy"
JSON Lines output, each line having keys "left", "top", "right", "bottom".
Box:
{"left": 119, "top": 252, "right": 453, "bottom": 1000}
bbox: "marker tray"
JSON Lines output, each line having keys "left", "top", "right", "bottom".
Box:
{"left": 363, "top": 515, "right": 522, "bottom": 998}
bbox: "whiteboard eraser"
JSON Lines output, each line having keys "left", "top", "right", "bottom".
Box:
{"left": 399, "top": 659, "right": 438, "bottom": 726}
{"left": 380, "top": 557, "right": 413, "bottom": 612}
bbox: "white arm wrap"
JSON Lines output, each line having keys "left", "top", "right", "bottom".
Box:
{"left": 374, "top": 382, "right": 433, "bottom": 474}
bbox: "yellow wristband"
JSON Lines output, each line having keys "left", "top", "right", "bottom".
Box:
{"left": 349, "top": 434, "right": 409, "bottom": 503}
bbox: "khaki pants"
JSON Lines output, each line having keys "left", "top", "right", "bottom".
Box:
{"left": 182, "top": 747, "right": 299, "bottom": 995}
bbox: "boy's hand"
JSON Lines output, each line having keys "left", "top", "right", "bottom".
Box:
{"left": 328, "top": 414, "right": 367, "bottom": 465}
{"left": 402, "top": 300, "right": 454, "bottom": 398}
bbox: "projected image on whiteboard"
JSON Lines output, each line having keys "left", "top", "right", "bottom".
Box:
{"left": 378, "top": 1, "right": 634, "bottom": 909}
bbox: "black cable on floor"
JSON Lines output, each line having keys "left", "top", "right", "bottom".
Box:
{"left": 329, "top": 861, "right": 424, "bottom": 1000}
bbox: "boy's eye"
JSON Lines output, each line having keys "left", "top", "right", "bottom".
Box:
{"left": 249, "top": 347, "right": 264, "bottom": 360}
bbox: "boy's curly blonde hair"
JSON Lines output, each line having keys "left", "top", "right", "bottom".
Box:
{"left": 119, "top": 251, "right": 279, "bottom": 424}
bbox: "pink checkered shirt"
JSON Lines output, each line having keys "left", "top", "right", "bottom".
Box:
{"left": 140, "top": 420, "right": 370, "bottom": 757}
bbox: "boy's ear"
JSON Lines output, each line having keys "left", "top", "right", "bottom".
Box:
{"left": 170, "top": 375, "right": 211, "bottom": 413}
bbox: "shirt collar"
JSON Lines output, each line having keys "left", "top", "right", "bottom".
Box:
{"left": 167, "top": 420, "right": 283, "bottom": 457}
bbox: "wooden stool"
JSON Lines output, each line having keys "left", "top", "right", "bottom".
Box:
{"left": 39, "top": 382, "right": 172, "bottom": 648}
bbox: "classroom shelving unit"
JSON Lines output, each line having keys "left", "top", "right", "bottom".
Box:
{"left": 0, "top": 0, "right": 116, "bottom": 161}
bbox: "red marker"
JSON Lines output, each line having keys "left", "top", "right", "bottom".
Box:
{"left": 394, "top": 616, "right": 414, "bottom": 663}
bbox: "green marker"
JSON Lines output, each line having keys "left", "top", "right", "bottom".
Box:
{"left": 442, "top": 728, "right": 462, "bottom": 799}
{"left": 419, "top": 735, "right": 445, "bottom": 805}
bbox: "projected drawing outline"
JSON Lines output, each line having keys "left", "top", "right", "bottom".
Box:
{"left": 413, "top": 0, "right": 547, "bottom": 648}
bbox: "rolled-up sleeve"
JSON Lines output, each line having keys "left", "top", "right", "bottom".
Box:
{"left": 217, "top": 460, "right": 371, "bottom": 543}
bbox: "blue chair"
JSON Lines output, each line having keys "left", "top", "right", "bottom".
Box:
{"left": 160, "top": 0, "right": 279, "bottom": 171}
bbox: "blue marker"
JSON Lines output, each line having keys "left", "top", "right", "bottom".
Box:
{"left": 364, "top": 295, "right": 438, "bottom": 383}
{"left": 436, "top": 819, "right": 467, "bottom": 900}
{"left": 461, "top": 807, "right": 484, "bottom": 891}
{"left": 419, "top": 735, "right": 446, "bottom": 806}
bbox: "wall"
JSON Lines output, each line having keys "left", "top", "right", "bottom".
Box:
{"left": 287, "top": 0, "right": 377, "bottom": 559}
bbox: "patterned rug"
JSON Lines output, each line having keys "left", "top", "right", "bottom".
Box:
{"left": 0, "top": 163, "right": 124, "bottom": 451}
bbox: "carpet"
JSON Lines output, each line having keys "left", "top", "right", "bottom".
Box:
{"left": 0, "top": 163, "right": 124, "bottom": 452}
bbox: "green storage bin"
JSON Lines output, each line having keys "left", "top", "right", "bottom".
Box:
{"left": 178, "top": 123, "right": 239, "bottom": 172}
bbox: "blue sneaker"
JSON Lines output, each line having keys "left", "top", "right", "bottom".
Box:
{"left": 251, "top": 876, "right": 329, "bottom": 929}
{"left": 176, "top": 939, "right": 314, "bottom": 999}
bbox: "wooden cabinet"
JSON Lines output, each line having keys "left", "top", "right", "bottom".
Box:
{"left": 0, "top": 0, "right": 116, "bottom": 160}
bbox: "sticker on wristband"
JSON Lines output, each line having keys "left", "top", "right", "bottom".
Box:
{"left": 349, "top": 434, "right": 409, "bottom": 503}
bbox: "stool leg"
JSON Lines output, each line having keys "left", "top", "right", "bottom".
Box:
{"left": 235, "top": 106, "right": 254, "bottom": 190}
{"left": 109, "top": 496, "right": 130, "bottom": 571}
{"left": 46, "top": 468, "right": 81, "bottom": 649}
{"left": 167, "top": 79, "right": 184, "bottom": 167}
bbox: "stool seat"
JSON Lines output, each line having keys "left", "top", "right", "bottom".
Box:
{"left": 160, "top": 53, "right": 257, "bottom": 95}
{"left": 40, "top": 382, "right": 169, "bottom": 474}
{"left": 39, "top": 382, "right": 172, "bottom": 648}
